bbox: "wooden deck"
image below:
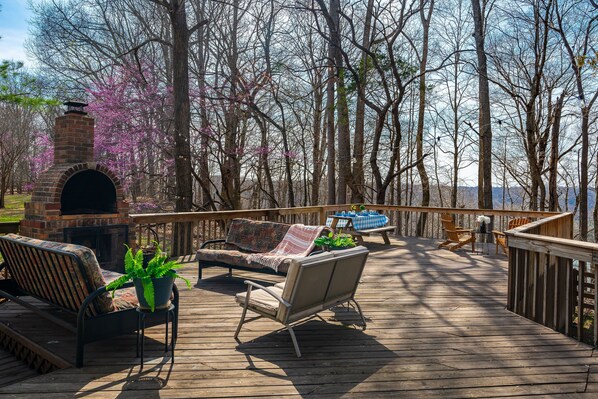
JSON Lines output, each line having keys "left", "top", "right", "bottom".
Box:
{"left": 1, "top": 236, "right": 597, "bottom": 398}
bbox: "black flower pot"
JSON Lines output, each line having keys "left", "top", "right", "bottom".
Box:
{"left": 133, "top": 276, "right": 174, "bottom": 311}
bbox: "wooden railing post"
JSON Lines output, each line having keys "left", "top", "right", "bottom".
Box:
{"left": 319, "top": 207, "right": 327, "bottom": 226}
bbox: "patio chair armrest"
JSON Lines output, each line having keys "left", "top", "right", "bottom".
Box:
{"left": 243, "top": 280, "right": 291, "bottom": 308}
{"left": 493, "top": 230, "right": 506, "bottom": 237}
{"left": 200, "top": 239, "right": 227, "bottom": 249}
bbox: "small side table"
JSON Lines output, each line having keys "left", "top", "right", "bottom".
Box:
{"left": 136, "top": 304, "right": 176, "bottom": 370}
{"left": 475, "top": 231, "right": 492, "bottom": 255}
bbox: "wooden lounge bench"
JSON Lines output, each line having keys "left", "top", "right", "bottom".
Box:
{"left": 196, "top": 218, "right": 328, "bottom": 279}
{"left": 234, "top": 246, "right": 369, "bottom": 357}
{"left": 0, "top": 234, "right": 178, "bottom": 367}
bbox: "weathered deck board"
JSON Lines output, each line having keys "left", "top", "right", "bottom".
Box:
{"left": 1, "top": 236, "right": 597, "bottom": 398}
{"left": 0, "top": 348, "right": 38, "bottom": 388}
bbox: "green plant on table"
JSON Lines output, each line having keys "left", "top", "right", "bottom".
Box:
{"left": 314, "top": 230, "right": 356, "bottom": 249}
{"left": 106, "top": 245, "right": 191, "bottom": 311}
{"left": 350, "top": 204, "right": 367, "bottom": 213}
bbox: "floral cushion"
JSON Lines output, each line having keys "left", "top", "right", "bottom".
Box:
{"left": 196, "top": 249, "right": 293, "bottom": 274}
{"left": 100, "top": 269, "right": 138, "bottom": 310}
{"left": 1, "top": 234, "right": 114, "bottom": 315}
{"left": 225, "top": 219, "right": 291, "bottom": 253}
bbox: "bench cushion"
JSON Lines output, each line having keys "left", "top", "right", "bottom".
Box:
{"left": 225, "top": 219, "right": 290, "bottom": 253}
{"left": 1, "top": 234, "right": 116, "bottom": 315}
{"left": 100, "top": 270, "right": 138, "bottom": 310}
{"left": 196, "top": 248, "right": 293, "bottom": 274}
{"left": 235, "top": 285, "right": 284, "bottom": 316}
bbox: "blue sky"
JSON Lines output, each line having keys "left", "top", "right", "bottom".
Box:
{"left": 0, "top": 0, "right": 33, "bottom": 63}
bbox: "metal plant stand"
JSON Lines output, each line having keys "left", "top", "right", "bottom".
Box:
{"left": 136, "top": 304, "right": 176, "bottom": 370}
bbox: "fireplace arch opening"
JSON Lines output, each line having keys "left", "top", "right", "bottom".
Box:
{"left": 61, "top": 170, "right": 118, "bottom": 215}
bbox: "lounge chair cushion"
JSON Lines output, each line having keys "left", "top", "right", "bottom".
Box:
{"left": 196, "top": 249, "right": 293, "bottom": 274}
{"left": 235, "top": 285, "right": 284, "bottom": 316}
{"left": 3, "top": 234, "right": 115, "bottom": 315}
{"left": 225, "top": 219, "right": 290, "bottom": 253}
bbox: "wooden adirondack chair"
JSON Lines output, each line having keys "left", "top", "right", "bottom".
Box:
{"left": 438, "top": 213, "right": 476, "bottom": 252}
{"left": 493, "top": 217, "right": 531, "bottom": 254}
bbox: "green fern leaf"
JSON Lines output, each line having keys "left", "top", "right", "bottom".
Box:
{"left": 141, "top": 277, "right": 155, "bottom": 312}
{"left": 124, "top": 246, "right": 135, "bottom": 274}
{"left": 175, "top": 274, "right": 192, "bottom": 289}
{"left": 134, "top": 249, "right": 145, "bottom": 276}
{"left": 105, "top": 275, "right": 131, "bottom": 297}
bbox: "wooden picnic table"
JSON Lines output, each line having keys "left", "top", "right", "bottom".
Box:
{"left": 327, "top": 215, "right": 396, "bottom": 245}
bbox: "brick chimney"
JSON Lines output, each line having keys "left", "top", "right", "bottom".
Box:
{"left": 20, "top": 101, "right": 133, "bottom": 272}
{"left": 53, "top": 102, "right": 95, "bottom": 164}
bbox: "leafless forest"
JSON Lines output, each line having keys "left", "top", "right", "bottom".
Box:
{"left": 1, "top": 0, "right": 597, "bottom": 238}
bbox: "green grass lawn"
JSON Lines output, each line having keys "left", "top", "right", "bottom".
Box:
{"left": 0, "top": 194, "right": 30, "bottom": 223}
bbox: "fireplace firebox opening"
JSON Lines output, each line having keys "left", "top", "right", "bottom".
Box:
{"left": 61, "top": 170, "right": 118, "bottom": 215}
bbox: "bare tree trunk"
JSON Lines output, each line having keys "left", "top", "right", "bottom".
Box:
{"left": 325, "top": 34, "right": 336, "bottom": 205}
{"left": 194, "top": 0, "right": 216, "bottom": 211}
{"left": 416, "top": 0, "right": 434, "bottom": 236}
{"left": 471, "top": 0, "right": 493, "bottom": 211}
{"left": 328, "top": 0, "right": 352, "bottom": 204}
{"left": 166, "top": 0, "right": 196, "bottom": 255}
{"left": 580, "top": 106, "right": 589, "bottom": 240}
{"left": 351, "top": 0, "right": 374, "bottom": 203}
{"left": 548, "top": 94, "right": 563, "bottom": 212}
{"left": 312, "top": 75, "right": 325, "bottom": 206}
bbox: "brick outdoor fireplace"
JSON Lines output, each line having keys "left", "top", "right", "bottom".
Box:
{"left": 20, "top": 102, "right": 132, "bottom": 272}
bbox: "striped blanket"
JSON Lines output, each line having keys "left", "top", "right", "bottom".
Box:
{"left": 246, "top": 224, "right": 325, "bottom": 272}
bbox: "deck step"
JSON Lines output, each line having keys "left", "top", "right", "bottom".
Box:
{"left": 0, "top": 321, "right": 70, "bottom": 380}
{"left": 0, "top": 347, "right": 39, "bottom": 388}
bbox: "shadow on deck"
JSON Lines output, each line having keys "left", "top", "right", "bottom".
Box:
{"left": 0, "top": 236, "right": 597, "bottom": 398}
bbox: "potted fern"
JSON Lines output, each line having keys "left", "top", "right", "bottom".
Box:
{"left": 106, "top": 245, "right": 191, "bottom": 312}
{"left": 314, "top": 231, "right": 356, "bottom": 251}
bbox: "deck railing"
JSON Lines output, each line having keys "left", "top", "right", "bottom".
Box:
{"left": 6, "top": 206, "right": 594, "bottom": 345}
{"left": 130, "top": 205, "right": 559, "bottom": 256}
{"left": 506, "top": 213, "right": 597, "bottom": 347}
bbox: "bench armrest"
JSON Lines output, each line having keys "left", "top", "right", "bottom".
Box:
{"left": 200, "top": 239, "right": 227, "bottom": 249}
{"left": 243, "top": 280, "right": 291, "bottom": 308}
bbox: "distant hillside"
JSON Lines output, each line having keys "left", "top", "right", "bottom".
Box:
{"left": 407, "top": 185, "right": 595, "bottom": 214}
{"left": 460, "top": 186, "right": 595, "bottom": 214}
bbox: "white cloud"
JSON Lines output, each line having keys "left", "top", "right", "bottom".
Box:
{"left": 0, "top": 27, "right": 30, "bottom": 62}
